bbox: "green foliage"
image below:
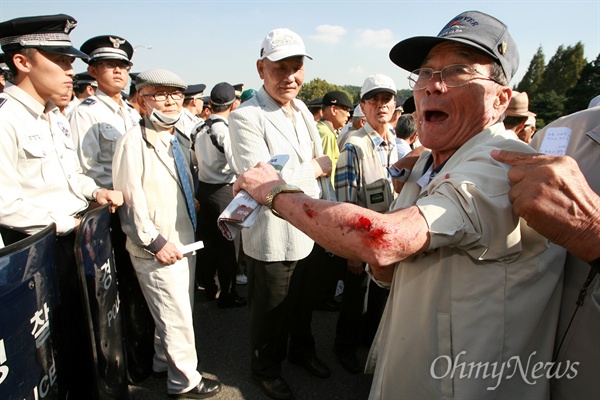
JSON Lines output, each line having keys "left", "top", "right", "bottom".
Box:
{"left": 516, "top": 46, "right": 545, "bottom": 93}
{"left": 298, "top": 78, "right": 352, "bottom": 103}
{"left": 517, "top": 41, "right": 592, "bottom": 128}
{"left": 537, "top": 42, "right": 586, "bottom": 97}
{"left": 530, "top": 90, "right": 567, "bottom": 127}
{"left": 564, "top": 53, "right": 600, "bottom": 114}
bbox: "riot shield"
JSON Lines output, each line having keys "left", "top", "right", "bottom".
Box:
{"left": 0, "top": 224, "right": 59, "bottom": 400}
{"left": 74, "top": 204, "right": 129, "bottom": 399}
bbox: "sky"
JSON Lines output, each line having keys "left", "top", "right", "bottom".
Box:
{"left": 1, "top": 1, "right": 598, "bottom": 95}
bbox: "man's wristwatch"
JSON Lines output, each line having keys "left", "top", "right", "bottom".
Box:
{"left": 265, "top": 184, "right": 304, "bottom": 217}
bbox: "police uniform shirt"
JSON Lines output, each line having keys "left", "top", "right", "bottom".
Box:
{"left": 176, "top": 108, "right": 202, "bottom": 140}
{"left": 69, "top": 88, "right": 140, "bottom": 188}
{"left": 194, "top": 115, "right": 237, "bottom": 184}
{"left": 0, "top": 83, "right": 99, "bottom": 235}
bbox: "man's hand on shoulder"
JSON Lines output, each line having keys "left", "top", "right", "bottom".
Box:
{"left": 491, "top": 149, "right": 600, "bottom": 261}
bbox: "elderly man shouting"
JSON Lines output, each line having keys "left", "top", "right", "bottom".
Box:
{"left": 233, "top": 11, "right": 565, "bottom": 400}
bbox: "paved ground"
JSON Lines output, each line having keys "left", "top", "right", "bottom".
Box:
{"left": 128, "top": 284, "right": 374, "bottom": 400}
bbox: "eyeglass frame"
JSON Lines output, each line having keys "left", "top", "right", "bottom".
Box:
{"left": 140, "top": 90, "right": 185, "bottom": 102}
{"left": 94, "top": 60, "right": 132, "bottom": 72}
{"left": 408, "top": 64, "right": 502, "bottom": 90}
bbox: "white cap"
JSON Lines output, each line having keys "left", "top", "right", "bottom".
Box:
{"left": 353, "top": 104, "right": 365, "bottom": 118}
{"left": 360, "top": 74, "right": 397, "bottom": 100}
{"left": 259, "top": 28, "right": 312, "bottom": 62}
{"left": 525, "top": 115, "right": 536, "bottom": 126}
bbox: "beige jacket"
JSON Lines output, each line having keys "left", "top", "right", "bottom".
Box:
{"left": 367, "top": 124, "right": 565, "bottom": 399}
{"left": 113, "top": 119, "right": 195, "bottom": 259}
{"left": 531, "top": 106, "right": 600, "bottom": 400}
{"left": 228, "top": 87, "right": 325, "bottom": 262}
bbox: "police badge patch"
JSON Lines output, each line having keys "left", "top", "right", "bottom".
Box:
{"left": 57, "top": 121, "right": 71, "bottom": 138}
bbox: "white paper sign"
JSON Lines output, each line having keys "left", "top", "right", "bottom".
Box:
{"left": 537, "top": 127, "right": 572, "bottom": 156}
{"left": 178, "top": 240, "right": 204, "bottom": 255}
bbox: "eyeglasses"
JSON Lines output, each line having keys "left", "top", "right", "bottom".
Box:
{"left": 96, "top": 60, "right": 132, "bottom": 72}
{"left": 141, "top": 91, "right": 184, "bottom": 102}
{"left": 408, "top": 64, "right": 502, "bottom": 90}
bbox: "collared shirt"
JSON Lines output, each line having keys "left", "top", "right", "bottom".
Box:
{"left": 335, "top": 122, "right": 396, "bottom": 204}
{"left": 69, "top": 88, "right": 140, "bottom": 188}
{"left": 0, "top": 83, "right": 99, "bottom": 235}
{"left": 316, "top": 118, "right": 340, "bottom": 185}
{"left": 194, "top": 114, "right": 237, "bottom": 184}
{"left": 176, "top": 108, "right": 202, "bottom": 140}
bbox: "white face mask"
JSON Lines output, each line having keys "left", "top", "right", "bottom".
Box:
{"left": 147, "top": 106, "right": 182, "bottom": 129}
{"left": 141, "top": 94, "right": 180, "bottom": 127}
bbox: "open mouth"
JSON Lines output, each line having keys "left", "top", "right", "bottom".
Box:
{"left": 424, "top": 110, "right": 449, "bottom": 123}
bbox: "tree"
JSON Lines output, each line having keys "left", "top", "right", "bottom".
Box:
{"left": 516, "top": 46, "right": 545, "bottom": 94}
{"left": 298, "top": 78, "right": 352, "bottom": 103}
{"left": 530, "top": 90, "right": 566, "bottom": 128}
{"left": 564, "top": 53, "right": 600, "bottom": 114}
{"left": 538, "top": 42, "right": 586, "bottom": 97}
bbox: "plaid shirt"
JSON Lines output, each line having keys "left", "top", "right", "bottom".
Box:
{"left": 334, "top": 123, "right": 397, "bottom": 204}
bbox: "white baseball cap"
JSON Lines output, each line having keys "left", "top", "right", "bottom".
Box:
{"left": 360, "top": 74, "right": 397, "bottom": 100}
{"left": 353, "top": 104, "right": 365, "bottom": 118}
{"left": 259, "top": 28, "right": 312, "bottom": 62}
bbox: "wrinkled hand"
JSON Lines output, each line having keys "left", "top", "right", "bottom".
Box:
{"left": 96, "top": 189, "right": 124, "bottom": 213}
{"left": 155, "top": 241, "right": 183, "bottom": 265}
{"left": 233, "top": 162, "right": 286, "bottom": 205}
{"left": 347, "top": 259, "right": 364, "bottom": 275}
{"left": 312, "top": 155, "right": 332, "bottom": 178}
{"left": 491, "top": 149, "right": 600, "bottom": 261}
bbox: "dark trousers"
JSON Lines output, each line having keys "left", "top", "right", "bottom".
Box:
{"left": 196, "top": 182, "right": 239, "bottom": 300}
{"left": 247, "top": 250, "right": 316, "bottom": 378}
{"left": 110, "top": 213, "right": 155, "bottom": 383}
{"left": 54, "top": 233, "right": 94, "bottom": 399}
{"left": 335, "top": 266, "right": 388, "bottom": 354}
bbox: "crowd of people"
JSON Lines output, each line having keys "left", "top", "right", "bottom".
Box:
{"left": 0, "top": 9, "right": 597, "bottom": 400}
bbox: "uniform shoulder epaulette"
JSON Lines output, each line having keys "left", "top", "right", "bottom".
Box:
{"left": 0, "top": 98, "right": 6, "bottom": 109}
{"left": 80, "top": 98, "right": 97, "bottom": 106}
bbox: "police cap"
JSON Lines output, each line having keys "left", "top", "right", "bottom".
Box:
{"left": 184, "top": 83, "right": 206, "bottom": 99}
{"left": 0, "top": 14, "right": 87, "bottom": 58}
{"left": 74, "top": 72, "right": 97, "bottom": 88}
{"left": 80, "top": 35, "right": 133, "bottom": 65}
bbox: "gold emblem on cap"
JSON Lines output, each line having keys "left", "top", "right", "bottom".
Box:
{"left": 64, "top": 20, "right": 77, "bottom": 33}
{"left": 500, "top": 42, "right": 507, "bottom": 55}
{"left": 109, "top": 37, "right": 126, "bottom": 48}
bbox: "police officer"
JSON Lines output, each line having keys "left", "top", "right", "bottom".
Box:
{"left": 68, "top": 35, "right": 154, "bottom": 383}
{"left": 177, "top": 83, "right": 206, "bottom": 138}
{"left": 69, "top": 34, "right": 140, "bottom": 188}
{"left": 64, "top": 71, "right": 97, "bottom": 116}
{"left": 194, "top": 82, "right": 246, "bottom": 308}
{"left": 0, "top": 14, "right": 123, "bottom": 398}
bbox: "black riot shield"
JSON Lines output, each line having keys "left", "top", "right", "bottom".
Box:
{"left": 0, "top": 224, "right": 59, "bottom": 400}
{"left": 74, "top": 204, "right": 129, "bottom": 399}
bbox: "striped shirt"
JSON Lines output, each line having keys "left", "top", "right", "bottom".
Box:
{"left": 334, "top": 123, "right": 397, "bottom": 204}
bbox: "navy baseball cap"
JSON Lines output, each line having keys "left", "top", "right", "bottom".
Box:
{"left": 210, "top": 82, "right": 236, "bottom": 107}
{"left": 389, "top": 10, "right": 519, "bottom": 83}
{"left": 0, "top": 14, "right": 87, "bottom": 58}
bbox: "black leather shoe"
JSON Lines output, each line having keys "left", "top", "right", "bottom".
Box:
{"left": 168, "top": 377, "right": 221, "bottom": 399}
{"left": 217, "top": 294, "right": 247, "bottom": 308}
{"left": 252, "top": 374, "right": 293, "bottom": 400}
{"left": 288, "top": 353, "right": 331, "bottom": 378}
{"left": 335, "top": 350, "right": 362, "bottom": 374}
